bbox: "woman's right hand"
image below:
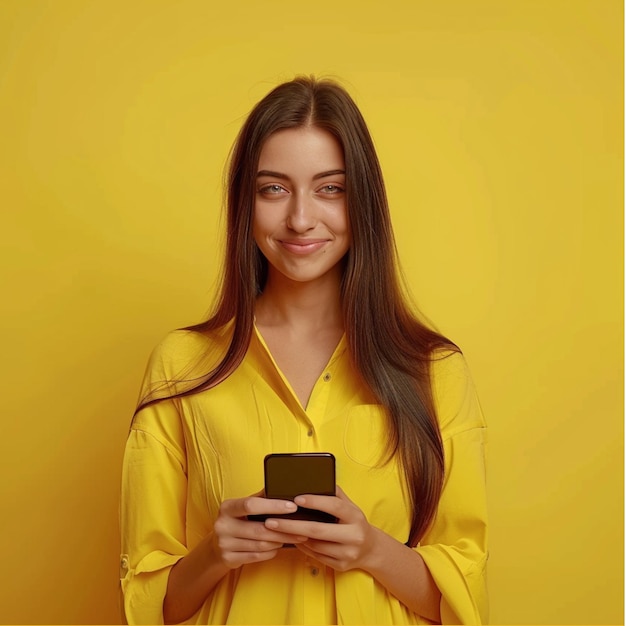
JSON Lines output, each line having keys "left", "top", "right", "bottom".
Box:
{"left": 212, "top": 491, "right": 308, "bottom": 569}
{"left": 164, "top": 492, "right": 303, "bottom": 623}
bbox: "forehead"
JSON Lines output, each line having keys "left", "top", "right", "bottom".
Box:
{"left": 258, "top": 127, "right": 345, "bottom": 172}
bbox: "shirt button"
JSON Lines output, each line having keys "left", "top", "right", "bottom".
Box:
{"left": 307, "top": 428, "right": 314, "bottom": 437}
{"left": 311, "top": 567, "right": 319, "bottom": 576}
{"left": 323, "top": 373, "right": 331, "bottom": 382}
{"left": 119, "top": 555, "right": 129, "bottom": 578}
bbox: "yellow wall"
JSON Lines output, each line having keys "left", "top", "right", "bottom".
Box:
{"left": 0, "top": 1, "right": 622, "bottom": 623}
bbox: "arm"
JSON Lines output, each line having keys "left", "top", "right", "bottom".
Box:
{"left": 122, "top": 332, "right": 311, "bottom": 624}
{"left": 120, "top": 425, "right": 189, "bottom": 625}
{"left": 266, "top": 352, "right": 488, "bottom": 624}
{"left": 120, "top": 332, "right": 198, "bottom": 623}
{"left": 162, "top": 532, "right": 228, "bottom": 625}
{"left": 162, "top": 496, "right": 308, "bottom": 624}
{"left": 416, "top": 425, "right": 488, "bottom": 624}
{"left": 266, "top": 488, "right": 441, "bottom": 622}
{"left": 416, "top": 352, "right": 488, "bottom": 624}
{"left": 122, "top": 424, "right": 308, "bottom": 624}
{"left": 363, "top": 529, "right": 442, "bottom": 622}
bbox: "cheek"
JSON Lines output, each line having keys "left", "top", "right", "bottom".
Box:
{"left": 253, "top": 205, "right": 280, "bottom": 233}
{"left": 252, "top": 211, "right": 269, "bottom": 240}
{"left": 325, "top": 202, "right": 349, "bottom": 234}
{"left": 337, "top": 211, "right": 350, "bottom": 238}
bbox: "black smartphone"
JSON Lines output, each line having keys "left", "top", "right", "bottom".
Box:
{"left": 248, "top": 452, "right": 337, "bottom": 523}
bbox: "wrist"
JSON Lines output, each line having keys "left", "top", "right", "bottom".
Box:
{"left": 360, "top": 525, "right": 391, "bottom": 575}
{"left": 202, "top": 531, "right": 232, "bottom": 575}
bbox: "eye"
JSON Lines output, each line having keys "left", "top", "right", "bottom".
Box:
{"left": 318, "top": 184, "right": 345, "bottom": 194}
{"left": 258, "top": 183, "right": 287, "bottom": 195}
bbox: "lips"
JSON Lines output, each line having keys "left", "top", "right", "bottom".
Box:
{"left": 279, "top": 239, "right": 329, "bottom": 255}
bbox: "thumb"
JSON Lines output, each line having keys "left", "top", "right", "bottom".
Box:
{"left": 335, "top": 485, "right": 351, "bottom": 501}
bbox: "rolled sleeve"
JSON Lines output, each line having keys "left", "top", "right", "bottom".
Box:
{"left": 416, "top": 353, "right": 488, "bottom": 624}
{"left": 120, "top": 424, "right": 189, "bottom": 624}
{"left": 417, "top": 427, "right": 488, "bottom": 624}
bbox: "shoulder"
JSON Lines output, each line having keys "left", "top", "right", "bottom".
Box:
{"left": 145, "top": 329, "right": 216, "bottom": 376}
{"left": 430, "top": 349, "right": 486, "bottom": 440}
{"left": 138, "top": 325, "right": 232, "bottom": 403}
{"left": 148, "top": 325, "right": 233, "bottom": 377}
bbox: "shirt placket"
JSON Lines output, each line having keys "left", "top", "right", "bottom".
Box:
{"left": 300, "top": 364, "right": 334, "bottom": 451}
{"left": 299, "top": 363, "right": 335, "bottom": 623}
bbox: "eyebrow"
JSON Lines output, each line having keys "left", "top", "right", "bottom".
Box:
{"left": 256, "top": 169, "right": 346, "bottom": 180}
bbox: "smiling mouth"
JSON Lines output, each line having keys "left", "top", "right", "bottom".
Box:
{"left": 279, "top": 239, "right": 329, "bottom": 255}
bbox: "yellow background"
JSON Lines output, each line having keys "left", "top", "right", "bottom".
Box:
{"left": 0, "top": 0, "right": 622, "bottom": 623}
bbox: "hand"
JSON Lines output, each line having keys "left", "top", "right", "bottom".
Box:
{"left": 212, "top": 491, "right": 308, "bottom": 570}
{"left": 264, "top": 486, "right": 379, "bottom": 573}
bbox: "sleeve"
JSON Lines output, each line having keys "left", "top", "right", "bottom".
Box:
{"left": 120, "top": 337, "right": 190, "bottom": 625}
{"left": 415, "top": 352, "right": 488, "bottom": 624}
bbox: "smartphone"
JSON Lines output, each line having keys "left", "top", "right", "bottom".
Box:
{"left": 248, "top": 452, "right": 337, "bottom": 523}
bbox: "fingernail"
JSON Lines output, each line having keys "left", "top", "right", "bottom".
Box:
{"left": 294, "top": 496, "right": 305, "bottom": 505}
{"left": 265, "top": 519, "right": 279, "bottom": 529}
{"left": 285, "top": 501, "right": 297, "bottom": 510}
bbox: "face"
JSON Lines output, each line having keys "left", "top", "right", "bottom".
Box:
{"left": 253, "top": 126, "right": 350, "bottom": 288}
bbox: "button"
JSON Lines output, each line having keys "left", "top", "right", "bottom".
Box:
{"left": 119, "top": 554, "right": 129, "bottom": 578}
{"left": 323, "top": 373, "right": 331, "bottom": 382}
{"left": 311, "top": 567, "right": 319, "bottom": 576}
{"left": 307, "top": 428, "right": 314, "bottom": 437}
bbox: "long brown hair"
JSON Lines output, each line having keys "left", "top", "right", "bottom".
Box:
{"left": 138, "top": 76, "right": 457, "bottom": 546}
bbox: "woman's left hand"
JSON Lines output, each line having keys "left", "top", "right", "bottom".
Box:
{"left": 265, "top": 486, "right": 442, "bottom": 622}
{"left": 263, "top": 486, "right": 380, "bottom": 573}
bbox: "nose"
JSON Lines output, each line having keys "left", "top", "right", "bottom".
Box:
{"left": 286, "top": 192, "right": 316, "bottom": 233}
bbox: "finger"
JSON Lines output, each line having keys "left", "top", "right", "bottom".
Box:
{"left": 221, "top": 536, "right": 284, "bottom": 553}
{"left": 335, "top": 485, "right": 350, "bottom": 501}
{"left": 292, "top": 494, "right": 356, "bottom": 522}
{"left": 294, "top": 542, "right": 343, "bottom": 569}
{"left": 228, "top": 517, "right": 308, "bottom": 545}
{"left": 294, "top": 542, "right": 320, "bottom": 560}
{"left": 221, "top": 496, "right": 298, "bottom": 519}
{"left": 264, "top": 517, "right": 353, "bottom": 543}
{"left": 221, "top": 548, "right": 281, "bottom": 570}
{"left": 297, "top": 538, "right": 351, "bottom": 559}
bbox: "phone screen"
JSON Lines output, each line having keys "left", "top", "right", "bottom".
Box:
{"left": 264, "top": 453, "right": 335, "bottom": 499}
{"left": 249, "top": 453, "right": 337, "bottom": 523}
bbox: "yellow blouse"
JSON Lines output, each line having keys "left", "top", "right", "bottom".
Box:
{"left": 120, "top": 326, "right": 488, "bottom": 624}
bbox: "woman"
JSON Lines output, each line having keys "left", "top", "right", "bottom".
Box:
{"left": 120, "top": 76, "right": 488, "bottom": 625}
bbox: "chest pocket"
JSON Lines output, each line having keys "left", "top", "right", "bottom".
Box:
{"left": 343, "top": 404, "right": 390, "bottom": 468}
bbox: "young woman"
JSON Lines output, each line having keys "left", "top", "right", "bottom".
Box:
{"left": 120, "top": 77, "right": 488, "bottom": 625}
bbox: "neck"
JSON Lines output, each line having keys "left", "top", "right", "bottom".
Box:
{"left": 255, "top": 270, "right": 343, "bottom": 333}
